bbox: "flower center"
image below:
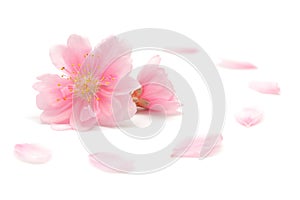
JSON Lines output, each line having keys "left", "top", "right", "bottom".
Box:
{"left": 73, "top": 73, "right": 100, "bottom": 102}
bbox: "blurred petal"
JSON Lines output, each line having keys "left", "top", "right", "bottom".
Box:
{"left": 168, "top": 47, "right": 199, "bottom": 54}
{"left": 14, "top": 144, "right": 51, "bottom": 164}
{"left": 50, "top": 124, "right": 73, "bottom": 131}
{"left": 171, "top": 135, "right": 223, "bottom": 158}
{"left": 89, "top": 152, "right": 134, "bottom": 173}
{"left": 147, "top": 55, "right": 161, "bottom": 65}
{"left": 235, "top": 107, "right": 264, "bottom": 127}
{"left": 249, "top": 81, "right": 280, "bottom": 95}
{"left": 218, "top": 59, "right": 257, "bottom": 70}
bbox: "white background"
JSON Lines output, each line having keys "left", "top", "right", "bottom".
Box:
{"left": 0, "top": 0, "right": 300, "bottom": 199}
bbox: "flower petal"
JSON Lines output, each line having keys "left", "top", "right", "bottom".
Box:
{"left": 168, "top": 47, "right": 199, "bottom": 54}
{"left": 235, "top": 107, "right": 264, "bottom": 127}
{"left": 89, "top": 152, "right": 134, "bottom": 173}
{"left": 113, "top": 76, "right": 140, "bottom": 95}
{"left": 147, "top": 55, "right": 161, "bottom": 65}
{"left": 171, "top": 135, "right": 223, "bottom": 158}
{"left": 93, "top": 94, "right": 137, "bottom": 127}
{"left": 14, "top": 144, "right": 52, "bottom": 164}
{"left": 218, "top": 59, "right": 257, "bottom": 70}
{"left": 70, "top": 97, "right": 97, "bottom": 131}
{"left": 50, "top": 124, "right": 73, "bottom": 131}
{"left": 249, "top": 81, "right": 280, "bottom": 95}
{"left": 49, "top": 35, "right": 92, "bottom": 76}
{"left": 81, "top": 36, "right": 132, "bottom": 78}
{"left": 138, "top": 56, "right": 173, "bottom": 88}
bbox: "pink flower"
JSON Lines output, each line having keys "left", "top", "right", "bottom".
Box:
{"left": 34, "top": 35, "right": 139, "bottom": 130}
{"left": 132, "top": 55, "right": 180, "bottom": 114}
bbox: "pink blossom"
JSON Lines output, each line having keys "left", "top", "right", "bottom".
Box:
{"left": 132, "top": 55, "right": 180, "bottom": 114}
{"left": 34, "top": 35, "right": 139, "bottom": 130}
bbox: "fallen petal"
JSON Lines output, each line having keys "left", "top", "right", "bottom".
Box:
{"left": 50, "top": 124, "right": 73, "bottom": 131}
{"left": 171, "top": 135, "right": 223, "bottom": 158}
{"left": 218, "top": 59, "right": 257, "bottom": 70}
{"left": 89, "top": 152, "right": 134, "bottom": 173}
{"left": 235, "top": 107, "right": 264, "bottom": 127}
{"left": 14, "top": 143, "right": 52, "bottom": 164}
{"left": 167, "top": 47, "right": 199, "bottom": 54}
{"left": 249, "top": 81, "right": 280, "bottom": 95}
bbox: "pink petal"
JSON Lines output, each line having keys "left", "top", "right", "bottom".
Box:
{"left": 171, "top": 135, "right": 223, "bottom": 158}
{"left": 148, "top": 100, "right": 181, "bottom": 115}
{"left": 135, "top": 57, "right": 181, "bottom": 114}
{"left": 33, "top": 74, "right": 73, "bottom": 124}
{"left": 81, "top": 36, "right": 131, "bottom": 78}
{"left": 235, "top": 107, "right": 264, "bottom": 127}
{"left": 93, "top": 94, "right": 137, "bottom": 127}
{"left": 147, "top": 55, "right": 161, "bottom": 65}
{"left": 70, "top": 97, "right": 97, "bottom": 131}
{"left": 113, "top": 76, "right": 140, "bottom": 95}
{"left": 50, "top": 124, "right": 73, "bottom": 131}
{"left": 168, "top": 47, "right": 199, "bottom": 54}
{"left": 138, "top": 56, "right": 173, "bottom": 88}
{"left": 49, "top": 35, "right": 91, "bottom": 76}
{"left": 14, "top": 144, "right": 52, "bottom": 164}
{"left": 40, "top": 104, "right": 72, "bottom": 124}
{"left": 249, "top": 81, "right": 280, "bottom": 95}
{"left": 218, "top": 59, "right": 257, "bottom": 70}
{"left": 89, "top": 152, "right": 134, "bottom": 173}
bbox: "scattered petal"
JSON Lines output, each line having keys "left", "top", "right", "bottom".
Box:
{"left": 89, "top": 152, "right": 134, "bottom": 173}
{"left": 235, "top": 107, "right": 264, "bottom": 127}
{"left": 167, "top": 47, "right": 199, "bottom": 54}
{"left": 171, "top": 135, "right": 223, "bottom": 158}
{"left": 50, "top": 124, "right": 73, "bottom": 131}
{"left": 218, "top": 59, "right": 257, "bottom": 70}
{"left": 14, "top": 144, "right": 52, "bottom": 164}
{"left": 249, "top": 81, "right": 280, "bottom": 95}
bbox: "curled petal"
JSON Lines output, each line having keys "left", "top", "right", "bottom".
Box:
{"left": 138, "top": 56, "right": 173, "bottom": 88}
{"left": 135, "top": 56, "right": 180, "bottom": 114}
{"left": 171, "top": 135, "right": 223, "bottom": 158}
{"left": 89, "top": 152, "right": 134, "bottom": 173}
{"left": 218, "top": 59, "right": 257, "bottom": 70}
{"left": 14, "top": 144, "right": 52, "bottom": 164}
{"left": 249, "top": 81, "right": 280, "bottom": 95}
{"left": 235, "top": 107, "right": 264, "bottom": 127}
